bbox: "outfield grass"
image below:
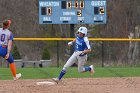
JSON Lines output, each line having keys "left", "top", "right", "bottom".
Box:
{"left": 0, "top": 67, "right": 140, "bottom": 80}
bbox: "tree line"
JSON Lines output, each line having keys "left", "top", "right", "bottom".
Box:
{"left": 0, "top": 0, "right": 140, "bottom": 66}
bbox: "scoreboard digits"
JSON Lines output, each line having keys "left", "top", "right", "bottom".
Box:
{"left": 39, "top": 0, "right": 106, "bottom": 24}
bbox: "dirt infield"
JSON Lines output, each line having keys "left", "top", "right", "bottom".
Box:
{"left": 0, "top": 77, "right": 140, "bottom": 93}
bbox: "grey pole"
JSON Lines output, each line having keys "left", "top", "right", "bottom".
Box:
{"left": 101, "top": 41, "right": 104, "bottom": 67}
{"left": 57, "top": 41, "right": 59, "bottom": 67}
{"left": 70, "top": 24, "right": 75, "bottom": 55}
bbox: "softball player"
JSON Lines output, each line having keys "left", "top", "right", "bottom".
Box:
{"left": 53, "top": 27, "right": 94, "bottom": 83}
{"left": 0, "top": 20, "right": 21, "bottom": 80}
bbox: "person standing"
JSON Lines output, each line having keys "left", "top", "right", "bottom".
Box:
{"left": 53, "top": 27, "right": 94, "bottom": 83}
{"left": 0, "top": 19, "right": 21, "bottom": 80}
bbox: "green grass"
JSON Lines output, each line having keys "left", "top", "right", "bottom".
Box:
{"left": 0, "top": 67, "right": 140, "bottom": 80}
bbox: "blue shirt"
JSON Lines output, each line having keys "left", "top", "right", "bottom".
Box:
{"left": 75, "top": 36, "right": 91, "bottom": 51}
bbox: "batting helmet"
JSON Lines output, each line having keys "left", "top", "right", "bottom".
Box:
{"left": 78, "top": 27, "right": 87, "bottom": 36}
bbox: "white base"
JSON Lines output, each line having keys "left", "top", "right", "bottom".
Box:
{"left": 36, "top": 81, "right": 56, "bottom": 85}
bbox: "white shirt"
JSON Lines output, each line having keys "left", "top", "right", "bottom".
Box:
{"left": 0, "top": 28, "right": 13, "bottom": 46}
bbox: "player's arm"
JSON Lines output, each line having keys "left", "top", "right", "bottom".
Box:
{"left": 7, "top": 40, "right": 12, "bottom": 54}
{"left": 5, "top": 40, "right": 12, "bottom": 59}
{"left": 79, "top": 48, "right": 91, "bottom": 57}
{"left": 84, "top": 37, "right": 91, "bottom": 53}
{"left": 68, "top": 39, "right": 76, "bottom": 46}
{"left": 82, "top": 40, "right": 91, "bottom": 54}
{"left": 5, "top": 32, "right": 13, "bottom": 59}
{"left": 82, "top": 49, "right": 91, "bottom": 54}
{"left": 79, "top": 37, "right": 91, "bottom": 56}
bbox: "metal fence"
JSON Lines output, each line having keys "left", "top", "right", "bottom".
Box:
{"left": 1, "top": 38, "right": 140, "bottom": 68}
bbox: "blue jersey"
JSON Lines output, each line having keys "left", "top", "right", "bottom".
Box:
{"left": 75, "top": 36, "right": 91, "bottom": 51}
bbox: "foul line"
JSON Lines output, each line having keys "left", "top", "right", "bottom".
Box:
{"left": 14, "top": 38, "right": 140, "bottom": 41}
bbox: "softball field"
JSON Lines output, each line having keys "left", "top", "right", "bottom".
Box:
{"left": 0, "top": 77, "right": 140, "bottom": 93}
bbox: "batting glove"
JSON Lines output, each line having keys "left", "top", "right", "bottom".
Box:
{"left": 68, "top": 41, "right": 73, "bottom": 46}
{"left": 79, "top": 52, "right": 87, "bottom": 56}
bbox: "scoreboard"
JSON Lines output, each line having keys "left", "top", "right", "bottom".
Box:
{"left": 39, "top": 0, "right": 106, "bottom": 24}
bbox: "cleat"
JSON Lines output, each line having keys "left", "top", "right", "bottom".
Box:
{"left": 89, "top": 65, "right": 94, "bottom": 75}
{"left": 52, "top": 78, "right": 59, "bottom": 84}
{"left": 13, "top": 73, "right": 21, "bottom": 80}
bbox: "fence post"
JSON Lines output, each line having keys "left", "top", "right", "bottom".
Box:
{"left": 57, "top": 41, "right": 59, "bottom": 67}
{"left": 70, "top": 24, "right": 75, "bottom": 55}
{"left": 101, "top": 41, "right": 104, "bottom": 67}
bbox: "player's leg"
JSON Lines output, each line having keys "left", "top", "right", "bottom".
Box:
{"left": 6, "top": 53, "right": 21, "bottom": 80}
{"left": 1, "top": 47, "right": 17, "bottom": 78}
{"left": 53, "top": 52, "right": 77, "bottom": 83}
{"left": 59, "top": 52, "right": 77, "bottom": 80}
{"left": 0, "top": 47, "right": 20, "bottom": 80}
{"left": 77, "top": 55, "right": 87, "bottom": 73}
{"left": 77, "top": 55, "right": 94, "bottom": 75}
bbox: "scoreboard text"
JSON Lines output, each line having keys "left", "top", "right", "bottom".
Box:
{"left": 39, "top": 0, "right": 106, "bottom": 24}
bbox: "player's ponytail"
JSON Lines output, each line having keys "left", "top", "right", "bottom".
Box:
{"left": 3, "top": 19, "right": 11, "bottom": 28}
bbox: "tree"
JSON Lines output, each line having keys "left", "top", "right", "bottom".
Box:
{"left": 12, "top": 44, "right": 21, "bottom": 59}
{"left": 42, "top": 47, "right": 50, "bottom": 60}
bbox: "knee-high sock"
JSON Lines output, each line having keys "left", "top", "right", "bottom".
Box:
{"left": 10, "top": 63, "right": 16, "bottom": 77}
{"left": 84, "top": 66, "right": 91, "bottom": 72}
{"left": 58, "top": 70, "right": 66, "bottom": 80}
